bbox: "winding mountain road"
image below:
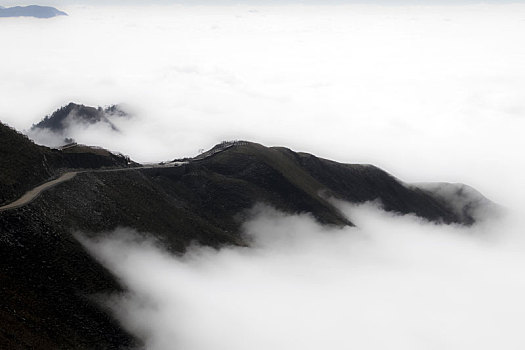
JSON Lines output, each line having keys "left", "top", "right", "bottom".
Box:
{"left": 0, "top": 162, "right": 186, "bottom": 212}
{"left": 0, "top": 143, "right": 238, "bottom": 213}
{"left": 0, "top": 172, "right": 78, "bottom": 212}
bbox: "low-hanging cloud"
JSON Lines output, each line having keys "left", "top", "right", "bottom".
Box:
{"left": 26, "top": 103, "right": 133, "bottom": 148}
{"left": 1, "top": 4, "right": 525, "bottom": 207}
{"left": 3, "top": 2, "right": 525, "bottom": 349}
{"left": 80, "top": 202, "right": 525, "bottom": 350}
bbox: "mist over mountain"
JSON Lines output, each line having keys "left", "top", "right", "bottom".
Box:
{"left": 28, "top": 103, "right": 131, "bottom": 147}
{"left": 0, "top": 118, "right": 496, "bottom": 349}
{"left": 0, "top": 5, "right": 66, "bottom": 18}
{"left": 2, "top": 3, "right": 524, "bottom": 349}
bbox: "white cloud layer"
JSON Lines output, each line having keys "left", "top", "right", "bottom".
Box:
{"left": 81, "top": 203, "right": 525, "bottom": 350}
{"left": 5, "top": 6, "right": 525, "bottom": 348}
{"left": 1, "top": 4, "right": 525, "bottom": 206}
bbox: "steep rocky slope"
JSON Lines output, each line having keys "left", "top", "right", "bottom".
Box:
{"left": 0, "top": 125, "right": 487, "bottom": 349}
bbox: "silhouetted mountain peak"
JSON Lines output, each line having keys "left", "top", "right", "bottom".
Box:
{"left": 29, "top": 102, "right": 130, "bottom": 146}
{"left": 32, "top": 103, "right": 124, "bottom": 132}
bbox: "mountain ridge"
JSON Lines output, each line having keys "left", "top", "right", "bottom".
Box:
{"left": 0, "top": 120, "right": 494, "bottom": 349}
{"left": 0, "top": 121, "right": 134, "bottom": 205}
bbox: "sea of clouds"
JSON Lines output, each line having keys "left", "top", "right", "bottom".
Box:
{"left": 81, "top": 202, "right": 525, "bottom": 350}
{"left": 3, "top": 3, "right": 525, "bottom": 349}
{"left": 1, "top": 4, "right": 525, "bottom": 204}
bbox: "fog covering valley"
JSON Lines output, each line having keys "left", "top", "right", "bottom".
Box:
{"left": 2, "top": 3, "right": 525, "bottom": 349}
{"left": 79, "top": 202, "right": 525, "bottom": 350}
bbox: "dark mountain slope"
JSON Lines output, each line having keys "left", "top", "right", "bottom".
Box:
{"left": 1, "top": 140, "right": 469, "bottom": 253}
{"left": 292, "top": 150, "right": 469, "bottom": 223}
{"left": 0, "top": 122, "right": 133, "bottom": 205}
{"left": 1, "top": 134, "right": 485, "bottom": 349}
{"left": 0, "top": 205, "right": 138, "bottom": 350}
{"left": 194, "top": 142, "right": 466, "bottom": 224}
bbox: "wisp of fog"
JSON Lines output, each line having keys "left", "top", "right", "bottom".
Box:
{"left": 80, "top": 203, "right": 525, "bottom": 350}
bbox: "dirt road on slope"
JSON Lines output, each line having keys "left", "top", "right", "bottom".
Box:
{"left": 0, "top": 172, "right": 78, "bottom": 212}
{"left": 0, "top": 162, "right": 187, "bottom": 212}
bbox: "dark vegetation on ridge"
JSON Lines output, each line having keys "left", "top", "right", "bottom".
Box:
{"left": 0, "top": 122, "right": 483, "bottom": 349}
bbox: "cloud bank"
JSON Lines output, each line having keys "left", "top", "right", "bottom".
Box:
{"left": 80, "top": 203, "right": 525, "bottom": 350}
{"left": 1, "top": 4, "right": 525, "bottom": 207}
{"left": 3, "top": 3, "right": 525, "bottom": 349}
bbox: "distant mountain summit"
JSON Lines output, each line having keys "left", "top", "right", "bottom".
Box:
{"left": 29, "top": 102, "right": 130, "bottom": 146}
{"left": 32, "top": 103, "right": 126, "bottom": 133}
{"left": 0, "top": 5, "right": 67, "bottom": 18}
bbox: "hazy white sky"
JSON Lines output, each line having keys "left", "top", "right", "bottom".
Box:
{"left": 2, "top": 4, "right": 525, "bottom": 207}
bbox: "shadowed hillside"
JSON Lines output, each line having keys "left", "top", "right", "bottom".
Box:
{"left": 0, "top": 122, "right": 133, "bottom": 205}
{"left": 0, "top": 125, "right": 490, "bottom": 349}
